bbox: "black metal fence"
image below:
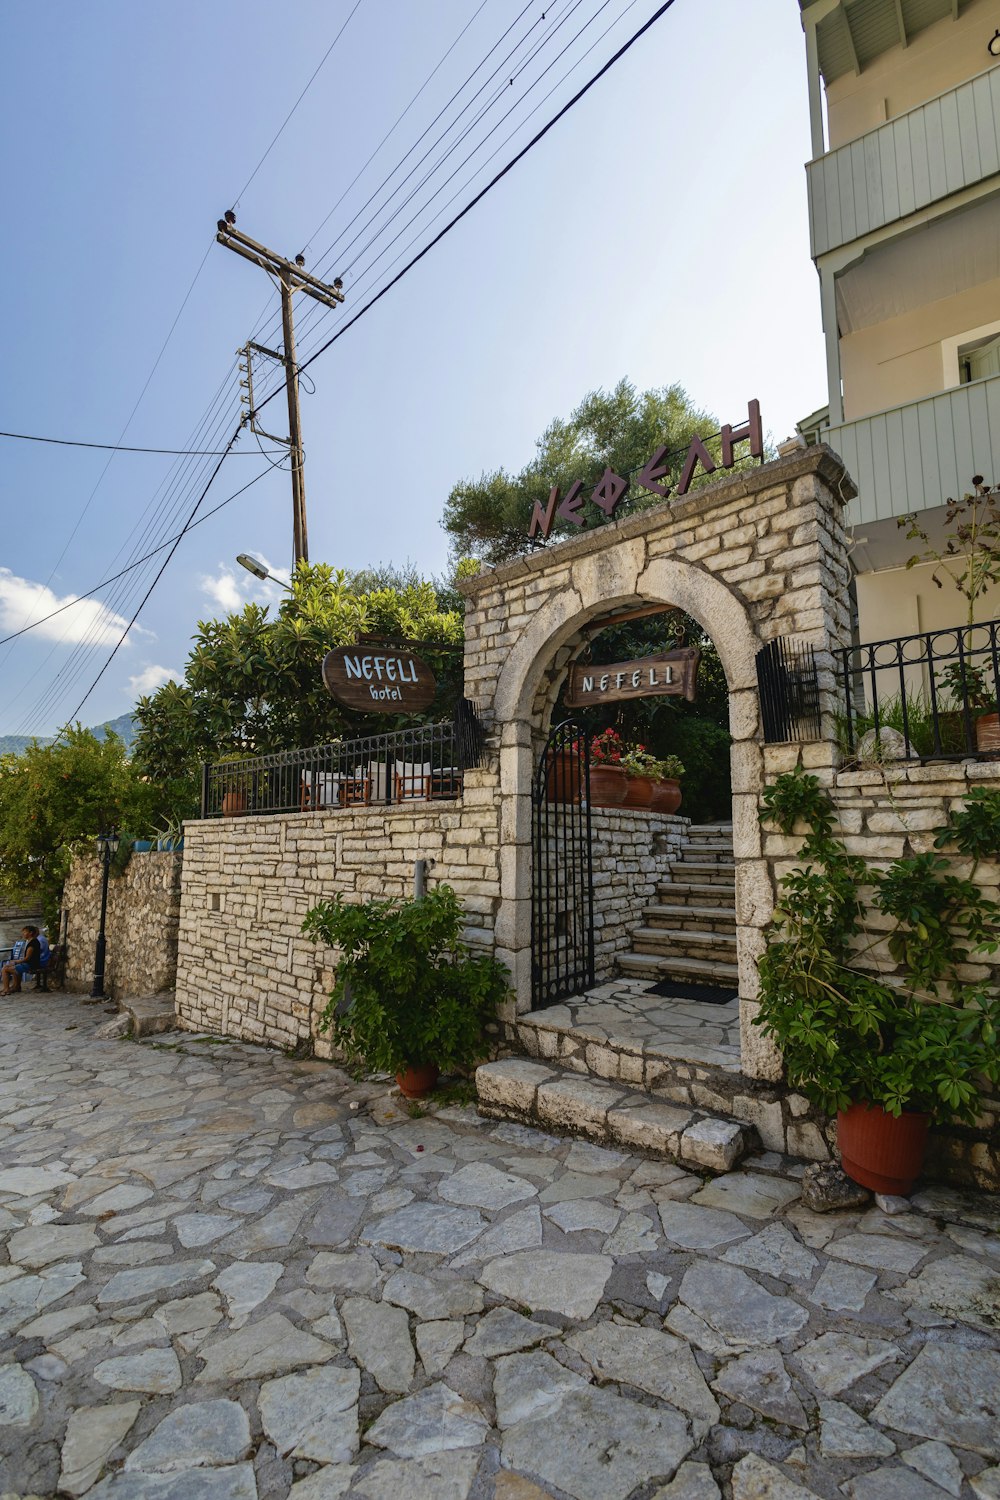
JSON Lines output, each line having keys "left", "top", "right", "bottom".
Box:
{"left": 531, "top": 721, "right": 595, "bottom": 1008}
{"left": 200, "top": 708, "right": 486, "bottom": 818}
{"left": 839, "top": 617, "right": 1000, "bottom": 762}
{"left": 757, "top": 637, "right": 822, "bottom": 744}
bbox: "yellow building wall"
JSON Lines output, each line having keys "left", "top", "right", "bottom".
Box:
{"left": 826, "top": 0, "right": 998, "bottom": 150}
{"left": 855, "top": 561, "right": 1000, "bottom": 704}
{"left": 840, "top": 276, "right": 1000, "bottom": 421}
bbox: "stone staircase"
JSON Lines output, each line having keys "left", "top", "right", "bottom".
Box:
{"left": 618, "top": 822, "right": 737, "bottom": 990}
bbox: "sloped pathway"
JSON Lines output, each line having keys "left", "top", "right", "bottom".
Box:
{"left": 0, "top": 996, "right": 999, "bottom": 1500}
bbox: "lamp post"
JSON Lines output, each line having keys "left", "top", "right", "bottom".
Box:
{"left": 90, "top": 828, "right": 120, "bottom": 1000}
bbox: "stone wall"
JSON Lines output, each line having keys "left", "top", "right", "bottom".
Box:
{"left": 63, "top": 851, "right": 182, "bottom": 998}
{"left": 589, "top": 810, "right": 687, "bottom": 978}
{"left": 459, "top": 444, "right": 855, "bottom": 1044}
{"left": 174, "top": 770, "right": 502, "bottom": 1050}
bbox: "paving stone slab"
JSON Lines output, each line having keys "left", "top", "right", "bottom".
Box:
{"left": 415, "top": 1318, "right": 467, "bottom": 1373}
{"left": 652, "top": 1461, "right": 722, "bottom": 1498}
{"left": 87, "top": 1464, "right": 258, "bottom": 1498}
{"left": 720, "top": 1223, "right": 817, "bottom": 1281}
{"left": 569, "top": 1322, "right": 719, "bottom": 1428}
{"left": 365, "top": 1382, "right": 489, "bottom": 1458}
{"left": 343, "top": 1296, "right": 414, "bottom": 1394}
{"left": 438, "top": 1162, "right": 538, "bottom": 1210}
{"left": 872, "top": 1343, "right": 1000, "bottom": 1458}
{"left": 382, "top": 1268, "right": 484, "bottom": 1320}
{"left": 888, "top": 1252, "right": 1000, "bottom": 1332}
{"left": 673, "top": 1260, "right": 809, "bottom": 1347}
{"left": 730, "top": 1454, "right": 818, "bottom": 1499}
{"left": 196, "top": 1312, "right": 333, "bottom": 1384}
{"left": 97, "top": 1260, "right": 216, "bottom": 1307}
{"left": 711, "top": 1349, "right": 807, "bottom": 1429}
{"left": 93, "top": 1347, "right": 182, "bottom": 1394}
{"left": 901, "top": 1440, "right": 964, "bottom": 1496}
{"left": 501, "top": 1384, "right": 694, "bottom": 1500}
{"left": 349, "top": 1451, "right": 480, "bottom": 1500}
{"left": 0, "top": 1364, "right": 39, "bottom": 1426}
{"left": 691, "top": 1172, "right": 800, "bottom": 1220}
{"left": 362, "top": 1203, "right": 485, "bottom": 1255}
{"left": 793, "top": 1332, "right": 902, "bottom": 1397}
{"left": 658, "top": 1201, "right": 751, "bottom": 1250}
{"left": 125, "top": 1399, "right": 251, "bottom": 1472}
{"left": 818, "top": 1399, "right": 895, "bottom": 1458}
{"left": 478, "top": 1249, "right": 612, "bottom": 1320}
{"left": 7, "top": 1223, "right": 99, "bottom": 1268}
{"left": 58, "top": 1401, "right": 141, "bottom": 1496}
{"left": 259, "top": 1366, "right": 360, "bottom": 1464}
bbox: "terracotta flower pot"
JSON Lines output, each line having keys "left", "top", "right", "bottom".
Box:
{"left": 976, "top": 712, "right": 1000, "bottom": 752}
{"left": 622, "top": 774, "right": 654, "bottom": 810}
{"left": 396, "top": 1062, "right": 440, "bottom": 1099}
{"left": 650, "top": 778, "right": 682, "bottom": 814}
{"left": 221, "top": 790, "right": 247, "bottom": 817}
{"left": 546, "top": 748, "right": 582, "bottom": 804}
{"left": 587, "top": 765, "right": 628, "bottom": 807}
{"left": 837, "top": 1101, "right": 930, "bottom": 1196}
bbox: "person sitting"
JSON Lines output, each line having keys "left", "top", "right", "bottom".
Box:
{"left": 1, "top": 926, "right": 42, "bottom": 995}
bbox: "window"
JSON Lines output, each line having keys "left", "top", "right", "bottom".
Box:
{"left": 959, "top": 333, "right": 1000, "bottom": 385}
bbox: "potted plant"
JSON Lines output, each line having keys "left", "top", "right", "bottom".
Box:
{"left": 587, "top": 728, "right": 629, "bottom": 807}
{"left": 756, "top": 768, "right": 1000, "bottom": 1194}
{"left": 900, "top": 477, "right": 1000, "bottom": 752}
{"left": 154, "top": 813, "right": 186, "bottom": 852}
{"left": 620, "top": 744, "right": 660, "bottom": 809}
{"left": 303, "top": 884, "right": 510, "bottom": 1099}
{"left": 650, "top": 754, "right": 685, "bottom": 814}
{"left": 215, "top": 754, "right": 253, "bottom": 817}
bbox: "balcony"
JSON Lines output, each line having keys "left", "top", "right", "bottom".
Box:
{"left": 807, "top": 64, "right": 1000, "bottom": 258}
{"left": 824, "top": 374, "right": 1000, "bottom": 527}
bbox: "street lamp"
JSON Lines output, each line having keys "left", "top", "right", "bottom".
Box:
{"left": 91, "top": 828, "right": 120, "bottom": 999}
{"left": 236, "top": 553, "right": 292, "bottom": 590}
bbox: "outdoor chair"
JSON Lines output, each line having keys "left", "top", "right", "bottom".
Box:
{"left": 393, "top": 760, "right": 433, "bottom": 800}
{"left": 300, "top": 771, "right": 340, "bottom": 810}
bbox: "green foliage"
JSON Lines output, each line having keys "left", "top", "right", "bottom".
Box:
{"left": 756, "top": 773, "right": 1000, "bottom": 1124}
{"left": 0, "top": 725, "right": 173, "bottom": 927}
{"left": 132, "top": 562, "right": 464, "bottom": 782}
{"left": 443, "top": 379, "right": 721, "bottom": 568}
{"left": 303, "top": 885, "right": 510, "bottom": 1075}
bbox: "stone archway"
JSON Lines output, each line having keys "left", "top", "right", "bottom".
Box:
{"left": 459, "top": 446, "right": 855, "bottom": 1081}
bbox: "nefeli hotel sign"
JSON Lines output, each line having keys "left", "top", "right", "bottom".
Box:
{"left": 528, "top": 399, "right": 762, "bottom": 540}
{"left": 322, "top": 644, "right": 437, "bottom": 712}
{"left": 564, "top": 647, "right": 700, "bottom": 708}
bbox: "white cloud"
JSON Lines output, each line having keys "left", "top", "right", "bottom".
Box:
{"left": 199, "top": 555, "right": 290, "bottom": 614}
{"left": 0, "top": 567, "right": 133, "bottom": 648}
{"left": 128, "top": 664, "right": 182, "bottom": 695}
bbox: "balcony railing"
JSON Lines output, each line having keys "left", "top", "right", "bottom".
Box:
{"left": 824, "top": 375, "right": 1000, "bottom": 528}
{"left": 199, "top": 707, "right": 486, "bottom": 819}
{"left": 839, "top": 616, "right": 1000, "bottom": 763}
{"left": 807, "top": 64, "right": 1000, "bottom": 257}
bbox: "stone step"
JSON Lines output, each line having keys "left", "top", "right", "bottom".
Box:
{"left": 631, "top": 927, "right": 738, "bottom": 965}
{"left": 665, "top": 861, "right": 736, "bottom": 886}
{"left": 642, "top": 902, "right": 737, "bottom": 933}
{"left": 476, "top": 1058, "right": 751, "bottom": 1172}
{"left": 675, "top": 849, "right": 735, "bottom": 866}
{"left": 617, "top": 951, "right": 740, "bottom": 985}
{"left": 655, "top": 879, "right": 736, "bottom": 907}
{"left": 687, "top": 822, "right": 733, "bottom": 835}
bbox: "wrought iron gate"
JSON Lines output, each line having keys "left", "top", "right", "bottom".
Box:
{"left": 531, "top": 721, "right": 595, "bottom": 1008}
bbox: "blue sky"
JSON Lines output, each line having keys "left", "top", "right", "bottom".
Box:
{"left": 0, "top": 0, "right": 825, "bottom": 738}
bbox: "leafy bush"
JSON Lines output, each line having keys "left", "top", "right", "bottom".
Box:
{"left": 756, "top": 772, "right": 1000, "bottom": 1124}
{"left": 303, "top": 885, "right": 509, "bottom": 1076}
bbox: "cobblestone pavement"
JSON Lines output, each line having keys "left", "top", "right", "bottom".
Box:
{"left": 528, "top": 982, "right": 742, "bottom": 1070}
{"left": 1, "top": 997, "right": 999, "bottom": 1500}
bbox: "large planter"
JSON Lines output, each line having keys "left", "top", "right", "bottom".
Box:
{"left": 587, "top": 765, "right": 628, "bottom": 808}
{"left": 838, "top": 1101, "right": 930, "bottom": 1196}
{"left": 396, "top": 1062, "right": 439, "bottom": 1100}
{"left": 221, "top": 791, "right": 247, "bottom": 817}
{"left": 650, "top": 778, "right": 682, "bottom": 814}
{"left": 622, "top": 774, "right": 654, "bottom": 810}
{"left": 976, "top": 712, "right": 1000, "bottom": 752}
{"left": 546, "top": 749, "right": 582, "bottom": 804}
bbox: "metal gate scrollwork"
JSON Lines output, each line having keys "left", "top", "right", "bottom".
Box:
{"left": 531, "top": 720, "right": 595, "bottom": 1008}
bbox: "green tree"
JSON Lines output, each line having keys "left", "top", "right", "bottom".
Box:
{"left": 132, "top": 562, "right": 464, "bottom": 783}
{"left": 0, "top": 726, "right": 166, "bottom": 927}
{"left": 442, "top": 379, "right": 720, "bottom": 567}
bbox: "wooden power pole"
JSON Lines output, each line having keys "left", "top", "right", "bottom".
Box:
{"left": 215, "top": 211, "right": 345, "bottom": 567}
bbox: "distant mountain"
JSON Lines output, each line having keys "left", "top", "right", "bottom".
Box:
{"left": 0, "top": 713, "right": 137, "bottom": 758}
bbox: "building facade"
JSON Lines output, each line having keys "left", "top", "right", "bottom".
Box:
{"left": 797, "top": 0, "right": 1000, "bottom": 642}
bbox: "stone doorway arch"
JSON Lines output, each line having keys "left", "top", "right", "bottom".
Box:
{"left": 459, "top": 446, "right": 855, "bottom": 1081}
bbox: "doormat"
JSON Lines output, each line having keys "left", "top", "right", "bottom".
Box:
{"left": 647, "top": 979, "right": 738, "bottom": 1006}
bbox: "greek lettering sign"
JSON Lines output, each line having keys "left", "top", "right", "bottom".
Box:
{"left": 564, "top": 648, "right": 700, "bottom": 708}
{"left": 322, "top": 645, "right": 437, "bottom": 712}
{"left": 528, "top": 399, "right": 762, "bottom": 540}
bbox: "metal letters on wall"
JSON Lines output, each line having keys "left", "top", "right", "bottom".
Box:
{"left": 564, "top": 647, "right": 700, "bottom": 708}
{"left": 527, "top": 399, "right": 763, "bottom": 540}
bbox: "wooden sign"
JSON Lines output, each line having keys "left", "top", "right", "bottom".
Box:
{"left": 322, "top": 644, "right": 437, "bottom": 712}
{"left": 564, "top": 648, "right": 700, "bottom": 708}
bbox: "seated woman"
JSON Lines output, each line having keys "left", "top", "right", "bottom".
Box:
{"left": 0, "top": 926, "right": 42, "bottom": 995}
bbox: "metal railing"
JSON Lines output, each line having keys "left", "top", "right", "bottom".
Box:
{"left": 839, "top": 618, "right": 1000, "bottom": 762}
{"left": 200, "top": 707, "right": 486, "bottom": 818}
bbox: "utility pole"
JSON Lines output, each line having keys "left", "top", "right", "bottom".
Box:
{"left": 215, "top": 210, "right": 345, "bottom": 568}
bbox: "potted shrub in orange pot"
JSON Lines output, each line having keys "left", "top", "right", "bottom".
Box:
{"left": 587, "top": 728, "right": 629, "bottom": 808}
{"left": 650, "top": 754, "right": 685, "bottom": 814}
{"left": 756, "top": 769, "right": 1000, "bottom": 1195}
{"left": 303, "top": 884, "right": 510, "bottom": 1101}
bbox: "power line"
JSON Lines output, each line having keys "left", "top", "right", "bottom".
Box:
{"left": 0, "top": 428, "right": 281, "bottom": 457}
{"left": 39, "top": 0, "right": 681, "bottom": 730}
{"left": 0, "top": 465, "right": 277, "bottom": 650}
{"left": 231, "top": 0, "right": 367, "bottom": 208}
